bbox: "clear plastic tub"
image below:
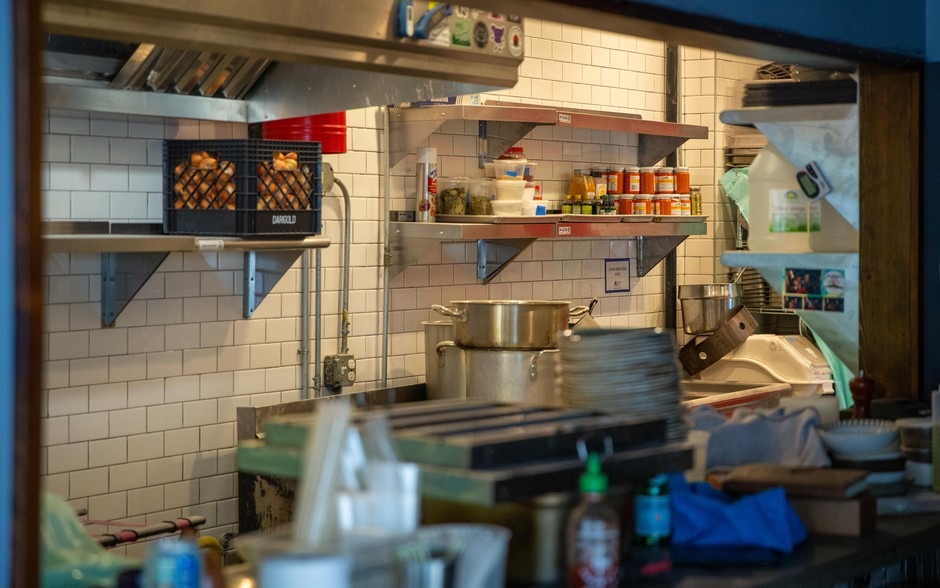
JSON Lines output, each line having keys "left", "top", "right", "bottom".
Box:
{"left": 437, "top": 177, "right": 469, "bottom": 215}
{"left": 494, "top": 159, "right": 526, "bottom": 179}
{"left": 467, "top": 179, "right": 494, "bottom": 215}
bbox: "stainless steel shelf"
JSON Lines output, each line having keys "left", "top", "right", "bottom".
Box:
{"left": 44, "top": 234, "right": 330, "bottom": 253}
{"left": 719, "top": 104, "right": 857, "bottom": 127}
{"left": 389, "top": 101, "right": 709, "bottom": 167}
{"left": 389, "top": 219, "right": 706, "bottom": 283}
{"left": 45, "top": 233, "right": 331, "bottom": 327}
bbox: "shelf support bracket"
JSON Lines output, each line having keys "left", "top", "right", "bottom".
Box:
{"left": 387, "top": 236, "right": 445, "bottom": 282}
{"left": 636, "top": 235, "right": 688, "bottom": 277}
{"left": 243, "top": 250, "right": 304, "bottom": 318}
{"left": 478, "top": 120, "right": 539, "bottom": 166}
{"left": 477, "top": 238, "right": 536, "bottom": 282}
{"left": 638, "top": 136, "right": 689, "bottom": 167}
{"left": 100, "top": 251, "right": 170, "bottom": 328}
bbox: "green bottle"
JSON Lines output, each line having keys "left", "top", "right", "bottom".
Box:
{"left": 634, "top": 474, "right": 671, "bottom": 546}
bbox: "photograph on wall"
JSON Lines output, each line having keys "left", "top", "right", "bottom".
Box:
{"left": 782, "top": 267, "right": 845, "bottom": 313}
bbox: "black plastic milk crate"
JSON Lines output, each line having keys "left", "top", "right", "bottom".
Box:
{"left": 163, "top": 139, "right": 322, "bottom": 237}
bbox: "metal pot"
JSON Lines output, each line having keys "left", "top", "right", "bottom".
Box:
{"left": 463, "top": 348, "right": 560, "bottom": 404}
{"left": 433, "top": 340, "right": 466, "bottom": 400}
{"left": 678, "top": 284, "right": 742, "bottom": 335}
{"left": 424, "top": 321, "right": 457, "bottom": 400}
{"left": 431, "top": 300, "right": 588, "bottom": 350}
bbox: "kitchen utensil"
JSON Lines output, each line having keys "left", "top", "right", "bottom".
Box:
{"left": 431, "top": 300, "right": 588, "bottom": 350}
{"left": 678, "top": 283, "right": 743, "bottom": 335}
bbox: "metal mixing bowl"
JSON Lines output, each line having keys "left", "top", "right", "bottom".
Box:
{"left": 678, "top": 283, "right": 742, "bottom": 335}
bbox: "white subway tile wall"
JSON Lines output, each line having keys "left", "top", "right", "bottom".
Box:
{"left": 39, "top": 19, "right": 760, "bottom": 552}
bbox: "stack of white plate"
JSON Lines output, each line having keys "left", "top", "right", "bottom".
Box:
{"left": 820, "top": 419, "right": 909, "bottom": 495}
{"left": 557, "top": 328, "right": 686, "bottom": 441}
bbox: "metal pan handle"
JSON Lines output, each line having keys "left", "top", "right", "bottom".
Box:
{"left": 431, "top": 304, "right": 466, "bottom": 321}
{"left": 529, "top": 348, "right": 559, "bottom": 379}
{"left": 569, "top": 305, "right": 590, "bottom": 318}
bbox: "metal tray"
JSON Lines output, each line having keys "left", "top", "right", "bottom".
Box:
{"left": 653, "top": 215, "right": 709, "bottom": 223}
{"left": 436, "top": 214, "right": 559, "bottom": 224}
{"left": 560, "top": 214, "right": 623, "bottom": 222}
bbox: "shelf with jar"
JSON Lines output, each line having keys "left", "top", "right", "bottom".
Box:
{"left": 387, "top": 101, "right": 709, "bottom": 284}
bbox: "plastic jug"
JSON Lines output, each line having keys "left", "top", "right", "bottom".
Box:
{"left": 809, "top": 186, "right": 858, "bottom": 252}
{"left": 747, "top": 143, "right": 812, "bottom": 251}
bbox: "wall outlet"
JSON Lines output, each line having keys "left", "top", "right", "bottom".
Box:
{"left": 323, "top": 354, "right": 357, "bottom": 388}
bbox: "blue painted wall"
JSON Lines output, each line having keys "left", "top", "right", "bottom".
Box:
{"left": 0, "top": 0, "right": 14, "bottom": 581}
{"left": 623, "top": 0, "right": 925, "bottom": 60}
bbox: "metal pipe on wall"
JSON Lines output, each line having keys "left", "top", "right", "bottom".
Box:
{"left": 334, "top": 178, "right": 352, "bottom": 353}
{"left": 314, "top": 249, "right": 322, "bottom": 397}
{"left": 381, "top": 105, "right": 391, "bottom": 387}
{"left": 664, "top": 43, "right": 679, "bottom": 331}
{"left": 299, "top": 249, "right": 310, "bottom": 399}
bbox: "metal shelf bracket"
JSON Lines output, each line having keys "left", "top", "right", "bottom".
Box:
{"left": 477, "top": 238, "right": 536, "bottom": 282}
{"left": 478, "top": 120, "right": 540, "bottom": 167}
{"left": 636, "top": 235, "right": 688, "bottom": 277}
{"left": 101, "top": 251, "right": 171, "bottom": 327}
{"left": 243, "top": 250, "right": 304, "bottom": 318}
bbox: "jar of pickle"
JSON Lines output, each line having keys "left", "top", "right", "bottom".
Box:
{"left": 689, "top": 186, "right": 702, "bottom": 216}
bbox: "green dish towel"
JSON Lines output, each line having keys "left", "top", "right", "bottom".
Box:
{"left": 720, "top": 167, "right": 750, "bottom": 225}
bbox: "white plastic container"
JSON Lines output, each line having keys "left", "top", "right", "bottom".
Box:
{"left": 491, "top": 200, "right": 522, "bottom": 216}
{"left": 747, "top": 143, "right": 812, "bottom": 251}
{"left": 493, "top": 178, "right": 526, "bottom": 200}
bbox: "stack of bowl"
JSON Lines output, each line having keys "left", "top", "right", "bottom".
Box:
{"left": 820, "top": 419, "right": 908, "bottom": 495}
{"left": 896, "top": 418, "right": 933, "bottom": 487}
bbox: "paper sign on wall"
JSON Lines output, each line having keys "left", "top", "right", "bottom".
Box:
{"left": 605, "top": 258, "right": 631, "bottom": 293}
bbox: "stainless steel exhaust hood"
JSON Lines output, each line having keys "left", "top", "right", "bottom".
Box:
{"left": 41, "top": 0, "right": 524, "bottom": 121}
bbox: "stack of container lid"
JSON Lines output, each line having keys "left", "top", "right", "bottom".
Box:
{"left": 896, "top": 418, "right": 933, "bottom": 487}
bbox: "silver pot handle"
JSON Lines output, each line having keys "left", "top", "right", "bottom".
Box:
{"left": 436, "top": 341, "right": 459, "bottom": 367}
{"left": 431, "top": 304, "right": 466, "bottom": 321}
{"left": 529, "top": 348, "right": 560, "bottom": 380}
{"left": 569, "top": 305, "right": 590, "bottom": 318}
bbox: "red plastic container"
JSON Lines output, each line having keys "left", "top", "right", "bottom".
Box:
{"left": 261, "top": 111, "right": 347, "bottom": 154}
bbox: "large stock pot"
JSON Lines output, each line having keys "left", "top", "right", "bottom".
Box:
{"left": 431, "top": 300, "right": 588, "bottom": 350}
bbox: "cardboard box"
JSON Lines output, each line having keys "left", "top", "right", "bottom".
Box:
{"left": 788, "top": 492, "right": 876, "bottom": 536}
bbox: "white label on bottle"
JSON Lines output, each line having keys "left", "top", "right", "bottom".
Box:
{"left": 769, "top": 188, "right": 810, "bottom": 233}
